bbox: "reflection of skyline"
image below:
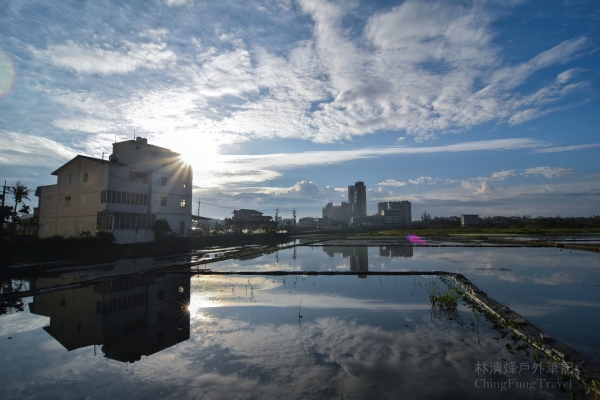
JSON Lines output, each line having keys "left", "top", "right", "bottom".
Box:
{"left": 379, "top": 246, "right": 414, "bottom": 258}
{"left": 29, "top": 270, "right": 190, "bottom": 363}
{"left": 323, "top": 246, "right": 368, "bottom": 278}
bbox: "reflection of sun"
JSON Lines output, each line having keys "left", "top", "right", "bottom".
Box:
{"left": 189, "top": 294, "right": 221, "bottom": 319}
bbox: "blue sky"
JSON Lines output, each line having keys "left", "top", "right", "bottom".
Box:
{"left": 0, "top": 0, "right": 599, "bottom": 219}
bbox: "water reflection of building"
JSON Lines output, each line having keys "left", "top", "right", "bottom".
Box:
{"left": 28, "top": 270, "right": 190, "bottom": 363}
{"left": 323, "top": 246, "right": 369, "bottom": 278}
{"left": 379, "top": 246, "right": 414, "bottom": 258}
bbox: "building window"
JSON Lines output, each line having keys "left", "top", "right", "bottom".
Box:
{"left": 158, "top": 290, "right": 165, "bottom": 301}
{"left": 158, "top": 310, "right": 165, "bottom": 322}
{"left": 45, "top": 222, "right": 50, "bottom": 233}
{"left": 79, "top": 221, "right": 85, "bottom": 233}
{"left": 66, "top": 174, "right": 72, "bottom": 184}
{"left": 65, "top": 197, "right": 71, "bottom": 207}
{"left": 161, "top": 177, "right": 167, "bottom": 186}
{"left": 81, "top": 195, "right": 87, "bottom": 206}
{"left": 160, "top": 197, "right": 167, "bottom": 206}
{"left": 181, "top": 180, "right": 186, "bottom": 190}
{"left": 63, "top": 221, "right": 69, "bottom": 234}
{"left": 46, "top": 197, "right": 51, "bottom": 208}
{"left": 180, "top": 198, "right": 186, "bottom": 208}
{"left": 82, "top": 172, "right": 88, "bottom": 183}
{"left": 178, "top": 286, "right": 185, "bottom": 294}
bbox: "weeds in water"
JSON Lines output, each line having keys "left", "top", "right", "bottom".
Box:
{"left": 428, "top": 278, "right": 467, "bottom": 327}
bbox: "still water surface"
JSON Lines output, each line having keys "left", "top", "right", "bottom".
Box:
{"left": 0, "top": 245, "right": 597, "bottom": 399}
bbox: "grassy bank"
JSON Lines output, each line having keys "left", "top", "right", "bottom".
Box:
{"left": 0, "top": 233, "right": 290, "bottom": 266}
{"left": 361, "top": 227, "right": 600, "bottom": 236}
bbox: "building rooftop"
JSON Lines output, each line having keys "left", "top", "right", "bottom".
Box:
{"left": 51, "top": 155, "right": 110, "bottom": 175}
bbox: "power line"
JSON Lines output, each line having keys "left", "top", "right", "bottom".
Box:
{"left": 198, "top": 201, "right": 295, "bottom": 213}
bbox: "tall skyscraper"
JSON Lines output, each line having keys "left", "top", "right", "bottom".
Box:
{"left": 348, "top": 181, "right": 367, "bottom": 217}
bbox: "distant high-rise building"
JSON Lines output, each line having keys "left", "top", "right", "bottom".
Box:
{"left": 348, "top": 181, "right": 367, "bottom": 217}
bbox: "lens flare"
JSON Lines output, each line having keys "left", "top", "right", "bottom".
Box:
{"left": 407, "top": 233, "right": 428, "bottom": 245}
{"left": 0, "top": 50, "right": 15, "bottom": 98}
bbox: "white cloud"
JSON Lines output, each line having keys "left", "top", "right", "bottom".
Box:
{"left": 33, "top": 40, "right": 176, "bottom": 75}
{"left": 165, "top": 0, "right": 191, "bottom": 6}
{"left": 409, "top": 177, "right": 438, "bottom": 185}
{"left": 37, "top": 2, "right": 592, "bottom": 146}
{"left": 490, "top": 170, "right": 517, "bottom": 180}
{"left": 0, "top": 131, "right": 76, "bottom": 167}
{"left": 522, "top": 167, "right": 575, "bottom": 178}
{"left": 533, "top": 143, "right": 600, "bottom": 153}
{"left": 139, "top": 29, "right": 169, "bottom": 42}
{"left": 377, "top": 180, "right": 407, "bottom": 187}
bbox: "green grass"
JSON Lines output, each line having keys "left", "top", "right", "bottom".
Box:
{"left": 360, "top": 227, "right": 600, "bottom": 237}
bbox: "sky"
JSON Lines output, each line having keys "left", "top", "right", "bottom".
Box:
{"left": 0, "top": 0, "right": 599, "bottom": 220}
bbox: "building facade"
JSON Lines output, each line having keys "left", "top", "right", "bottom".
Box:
{"left": 378, "top": 201, "right": 412, "bottom": 227}
{"left": 461, "top": 214, "right": 480, "bottom": 228}
{"left": 29, "top": 268, "right": 190, "bottom": 362}
{"left": 232, "top": 209, "right": 264, "bottom": 220}
{"left": 36, "top": 138, "right": 193, "bottom": 243}
{"left": 347, "top": 181, "right": 367, "bottom": 217}
{"left": 321, "top": 201, "right": 351, "bottom": 223}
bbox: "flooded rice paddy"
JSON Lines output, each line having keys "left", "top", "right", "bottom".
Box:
{"left": 1, "top": 242, "right": 598, "bottom": 399}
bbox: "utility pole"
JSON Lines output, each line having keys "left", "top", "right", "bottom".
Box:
{"left": 196, "top": 198, "right": 201, "bottom": 230}
{"left": 292, "top": 209, "right": 296, "bottom": 232}
{"left": 1, "top": 180, "right": 5, "bottom": 208}
{"left": 0, "top": 180, "right": 7, "bottom": 241}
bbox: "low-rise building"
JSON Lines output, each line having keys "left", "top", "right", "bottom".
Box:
{"left": 350, "top": 215, "right": 384, "bottom": 228}
{"left": 378, "top": 201, "right": 412, "bottom": 227}
{"left": 233, "top": 209, "right": 265, "bottom": 220}
{"left": 36, "top": 138, "right": 193, "bottom": 243}
{"left": 461, "top": 214, "right": 480, "bottom": 228}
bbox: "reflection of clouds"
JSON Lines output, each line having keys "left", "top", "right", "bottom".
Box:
{"left": 190, "top": 276, "right": 430, "bottom": 312}
{"left": 0, "top": 312, "right": 48, "bottom": 336}
{"left": 0, "top": 277, "right": 566, "bottom": 399}
{"left": 532, "top": 273, "right": 581, "bottom": 285}
{"left": 546, "top": 299, "right": 600, "bottom": 308}
{"left": 181, "top": 313, "right": 553, "bottom": 399}
{"left": 471, "top": 269, "right": 524, "bottom": 283}
{"left": 509, "top": 299, "right": 600, "bottom": 318}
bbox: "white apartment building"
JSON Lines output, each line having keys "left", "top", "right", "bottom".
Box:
{"left": 378, "top": 201, "right": 412, "bottom": 227}
{"left": 36, "top": 138, "right": 193, "bottom": 243}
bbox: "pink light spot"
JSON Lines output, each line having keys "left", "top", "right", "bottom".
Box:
{"left": 407, "top": 233, "right": 428, "bottom": 245}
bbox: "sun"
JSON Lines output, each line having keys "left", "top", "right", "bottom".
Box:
{"left": 173, "top": 135, "right": 222, "bottom": 171}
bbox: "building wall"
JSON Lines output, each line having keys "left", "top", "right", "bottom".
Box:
{"left": 378, "top": 201, "right": 412, "bottom": 227}
{"left": 37, "top": 139, "right": 193, "bottom": 242}
{"left": 322, "top": 202, "right": 350, "bottom": 223}
{"left": 38, "top": 158, "right": 109, "bottom": 238}
{"left": 461, "top": 214, "right": 480, "bottom": 227}
{"left": 233, "top": 209, "right": 263, "bottom": 219}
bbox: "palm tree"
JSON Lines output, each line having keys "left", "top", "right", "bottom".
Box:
{"left": 8, "top": 181, "right": 31, "bottom": 221}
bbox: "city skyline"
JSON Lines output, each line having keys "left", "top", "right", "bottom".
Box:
{"left": 1, "top": 0, "right": 599, "bottom": 219}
